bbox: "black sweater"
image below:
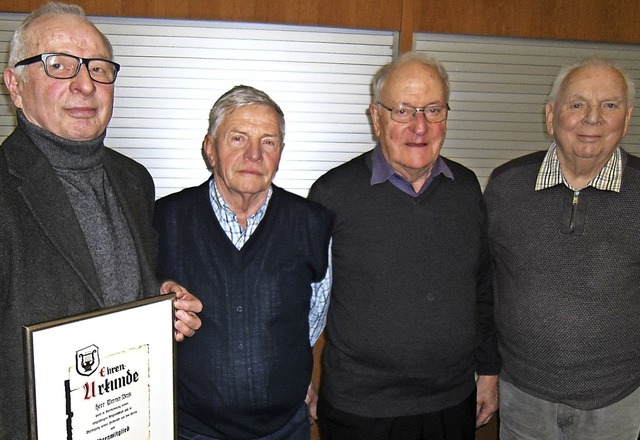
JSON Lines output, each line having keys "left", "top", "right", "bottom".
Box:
{"left": 309, "top": 150, "right": 499, "bottom": 417}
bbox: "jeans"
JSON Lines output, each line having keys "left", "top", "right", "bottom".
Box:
{"left": 499, "top": 378, "right": 640, "bottom": 440}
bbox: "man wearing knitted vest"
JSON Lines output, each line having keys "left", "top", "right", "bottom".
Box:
{"left": 309, "top": 52, "right": 500, "bottom": 439}
{"left": 485, "top": 58, "right": 640, "bottom": 439}
{"left": 153, "top": 85, "right": 333, "bottom": 439}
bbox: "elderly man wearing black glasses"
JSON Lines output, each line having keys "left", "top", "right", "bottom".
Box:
{"left": 0, "top": 4, "right": 202, "bottom": 439}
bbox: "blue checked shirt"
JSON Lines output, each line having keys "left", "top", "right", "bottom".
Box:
{"left": 209, "top": 179, "right": 332, "bottom": 345}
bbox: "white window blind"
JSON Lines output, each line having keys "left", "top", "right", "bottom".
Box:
{"left": 2, "top": 13, "right": 639, "bottom": 196}
{"left": 0, "top": 13, "right": 396, "bottom": 197}
{"left": 414, "top": 33, "right": 640, "bottom": 188}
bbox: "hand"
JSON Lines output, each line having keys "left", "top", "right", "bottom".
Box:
{"left": 476, "top": 375, "right": 499, "bottom": 428}
{"left": 160, "top": 281, "right": 203, "bottom": 342}
{"left": 305, "top": 381, "right": 318, "bottom": 424}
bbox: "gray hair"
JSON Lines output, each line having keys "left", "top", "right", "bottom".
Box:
{"left": 8, "top": 2, "right": 114, "bottom": 77}
{"left": 372, "top": 51, "right": 451, "bottom": 104}
{"left": 207, "top": 85, "right": 286, "bottom": 141}
{"left": 547, "top": 57, "right": 636, "bottom": 106}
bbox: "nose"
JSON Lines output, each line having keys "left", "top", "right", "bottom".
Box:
{"left": 582, "top": 104, "right": 603, "bottom": 125}
{"left": 409, "top": 111, "right": 428, "bottom": 134}
{"left": 70, "top": 63, "right": 97, "bottom": 94}
{"left": 243, "top": 139, "right": 263, "bottom": 161}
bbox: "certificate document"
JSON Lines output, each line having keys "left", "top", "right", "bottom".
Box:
{"left": 23, "top": 295, "right": 176, "bottom": 440}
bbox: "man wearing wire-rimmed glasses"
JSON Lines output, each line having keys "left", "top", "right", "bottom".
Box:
{"left": 309, "top": 51, "right": 500, "bottom": 440}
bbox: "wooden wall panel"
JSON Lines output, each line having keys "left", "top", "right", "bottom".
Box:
{"left": 414, "top": 0, "right": 640, "bottom": 44}
{"left": 2, "top": 0, "right": 639, "bottom": 44}
{"left": 0, "top": 0, "right": 403, "bottom": 31}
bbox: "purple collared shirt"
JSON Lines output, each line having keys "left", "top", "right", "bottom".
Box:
{"left": 370, "top": 143, "right": 453, "bottom": 196}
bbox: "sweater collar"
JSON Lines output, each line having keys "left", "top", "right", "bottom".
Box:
{"left": 17, "top": 109, "right": 106, "bottom": 171}
{"left": 370, "top": 143, "right": 453, "bottom": 196}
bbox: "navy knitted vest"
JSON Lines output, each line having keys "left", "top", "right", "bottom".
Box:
{"left": 154, "top": 180, "right": 332, "bottom": 437}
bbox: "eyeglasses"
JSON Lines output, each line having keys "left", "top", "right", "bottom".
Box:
{"left": 377, "top": 101, "right": 450, "bottom": 123}
{"left": 14, "top": 53, "right": 120, "bottom": 84}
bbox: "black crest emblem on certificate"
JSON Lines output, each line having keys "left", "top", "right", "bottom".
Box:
{"left": 75, "top": 344, "right": 100, "bottom": 376}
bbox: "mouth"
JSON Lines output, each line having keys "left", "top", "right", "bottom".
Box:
{"left": 65, "top": 107, "right": 98, "bottom": 118}
{"left": 405, "top": 141, "right": 429, "bottom": 148}
{"left": 238, "top": 169, "right": 263, "bottom": 176}
{"left": 576, "top": 134, "right": 602, "bottom": 143}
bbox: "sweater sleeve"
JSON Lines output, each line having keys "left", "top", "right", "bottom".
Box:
{"left": 475, "top": 193, "right": 501, "bottom": 376}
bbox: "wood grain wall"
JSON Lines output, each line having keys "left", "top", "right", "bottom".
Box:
{"left": 2, "top": 0, "right": 639, "bottom": 52}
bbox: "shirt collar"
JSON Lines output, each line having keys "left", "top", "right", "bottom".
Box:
{"left": 370, "top": 143, "right": 453, "bottom": 196}
{"left": 535, "top": 142, "right": 623, "bottom": 192}
{"left": 209, "top": 177, "right": 272, "bottom": 227}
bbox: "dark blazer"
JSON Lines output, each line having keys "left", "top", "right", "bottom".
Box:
{"left": 0, "top": 125, "right": 160, "bottom": 440}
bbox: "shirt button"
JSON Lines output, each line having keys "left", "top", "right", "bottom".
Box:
{"left": 238, "top": 343, "right": 244, "bottom": 349}
{"left": 236, "top": 306, "right": 243, "bottom": 312}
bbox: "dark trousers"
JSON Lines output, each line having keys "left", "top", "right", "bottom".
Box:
{"left": 178, "top": 403, "right": 311, "bottom": 440}
{"left": 318, "top": 388, "right": 476, "bottom": 440}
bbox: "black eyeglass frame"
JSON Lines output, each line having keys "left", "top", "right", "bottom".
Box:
{"left": 14, "top": 53, "right": 121, "bottom": 84}
{"left": 377, "top": 101, "right": 451, "bottom": 123}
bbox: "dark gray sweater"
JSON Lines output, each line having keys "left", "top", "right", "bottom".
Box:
{"left": 485, "top": 149, "right": 640, "bottom": 410}
{"left": 309, "top": 150, "right": 499, "bottom": 417}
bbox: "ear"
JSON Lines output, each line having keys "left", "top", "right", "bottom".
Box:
{"left": 202, "top": 134, "right": 216, "bottom": 170}
{"left": 4, "top": 68, "right": 24, "bottom": 108}
{"left": 622, "top": 106, "right": 634, "bottom": 137}
{"left": 545, "top": 102, "right": 555, "bottom": 137}
{"left": 369, "top": 103, "right": 381, "bottom": 138}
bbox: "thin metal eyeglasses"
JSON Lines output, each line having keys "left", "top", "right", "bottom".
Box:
{"left": 14, "top": 53, "right": 121, "bottom": 84}
{"left": 377, "top": 101, "right": 451, "bottom": 123}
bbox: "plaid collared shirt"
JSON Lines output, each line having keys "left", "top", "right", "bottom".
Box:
{"left": 535, "top": 142, "right": 623, "bottom": 192}
{"left": 209, "top": 178, "right": 331, "bottom": 345}
{"left": 209, "top": 178, "right": 272, "bottom": 248}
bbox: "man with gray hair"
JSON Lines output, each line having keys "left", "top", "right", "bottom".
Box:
{"left": 153, "top": 85, "right": 333, "bottom": 439}
{"left": 485, "top": 57, "right": 640, "bottom": 439}
{"left": 0, "top": 3, "right": 202, "bottom": 439}
{"left": 309, "top": 51, "right": 500, "bottom": 439}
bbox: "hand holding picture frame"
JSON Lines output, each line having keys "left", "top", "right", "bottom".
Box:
{"left": 23, "top": 294, "right": 176, "bottom": 440}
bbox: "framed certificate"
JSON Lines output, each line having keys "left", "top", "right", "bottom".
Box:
{"left": 23, "top": 294, "right": 176, "bottom": 440}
